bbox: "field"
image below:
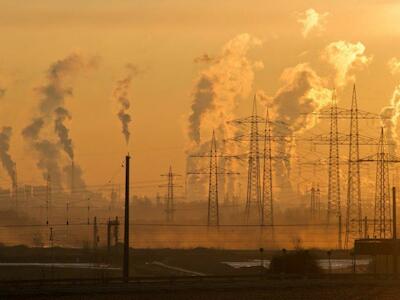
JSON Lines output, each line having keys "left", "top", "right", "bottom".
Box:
{"left": 5, "top": 278, "right": 400, "bottom": 300}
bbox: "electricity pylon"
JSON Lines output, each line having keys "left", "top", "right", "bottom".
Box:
{"left": 188, "top": 131, "right": 239, "bottom": 226}
{"left": 375, "top": 128, "right": 391, "bottom": 238}
{"left": 327, "top": 91, "right": 341, "bottom": 241}
{"left": 160, "top": 166, "right": 181, "bottom": 223}
{"left": 246, "top": 97, "right": 261, "bottom": 224}
{"left": 228, "top": 96, "right": 288, "bottom": 225}
{"left": 344, "top": 85, "right": 362, "bottom": 248}
{"left": 305, "top": 85, "right": 384, "bottom": 248}
{"left": 262, "top": 108, "right": 274, "bottom": 226}
{"left": 359, "top": 128, "right": 400, "bottom": 238}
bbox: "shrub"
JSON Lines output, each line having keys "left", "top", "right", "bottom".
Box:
{"left": 269, "top": 250, "right": 321, "bottom": 274}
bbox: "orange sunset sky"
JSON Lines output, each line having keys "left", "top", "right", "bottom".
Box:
{"left": 0, "top": 0, "right": 400, "bottom": 196}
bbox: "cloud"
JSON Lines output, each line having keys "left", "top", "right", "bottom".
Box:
{"left": 297, "top": 8, "right": 329, "bottom": 38}
{"left": 322, "top": 41, "right": 372, "bottom": 87}
{"left": 388, "top": 57, "right": 400, "bottom": 75}
{"left": 188, "top": 33, "right": 263, "bottom": 145}
{"left": 267, "top": 63, "right": 332, "bottom": 192}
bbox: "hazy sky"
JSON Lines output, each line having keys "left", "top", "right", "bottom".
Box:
{"left": 0, "top": 0, "right": 400, "bottom": 195}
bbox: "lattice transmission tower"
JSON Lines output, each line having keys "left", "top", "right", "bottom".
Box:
{"left": 245, "top": 97, "right": 262, "bottom": 224}
{"left": 374, "top": 128, "right": 391, "bottom": 238}
{"left": 327, "top": 91, "right": 341, "bottom": 231}
{"left": 160, "top": 166, "right": 181, "bottom": 223}
{"left": 188, "top": 131, "right": 239, "bottom": 226}
{"left": 344, "top": 85, "right": 362, "bottom": 248}
{"left": 305, "top": 85, "right": 383, "bottom": 248}
{"left": 262, "top": 108, "right": 274, "bottom": 226}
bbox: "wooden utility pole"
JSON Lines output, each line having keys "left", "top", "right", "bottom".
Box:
{"left": 123, "top": 154, "right": 130, "bottom": 282}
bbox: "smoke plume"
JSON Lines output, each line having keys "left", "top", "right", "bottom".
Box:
{"left": 187, "top": 33, "right": 263, "bottom": 199}
{"left": 63, "top": 163, "right": 86, "bottom": 191}
{"left": 323, "top": 41, "right": 371, "bottom": 87}
{"left": 388, "top": 57, "right": 400, "bottom": 75}
{"left": 54, "top": 107, "right": 73, "bottom": 160}
{"left": 22, "top": 53, "right": 97, "bottom": 187}
{"left": 381, "top": 86, "right": 400, "bottom": 154}
{"left": 297, "top": 8, "right": 329, "bottom": 38}
{"left": 381, "top": 57, "right": 400, "bottom": 154}
{"left": 113, "top": 64, "right": 139, "bottom": 145}
{"left": 0, "top": 127, "right": 16, "bottom": 187}
{"left": 267, "top": 63, "right": 332, "bottom": 192}
{"left": 188, "top": 33, "right": 263, "bottom": 146}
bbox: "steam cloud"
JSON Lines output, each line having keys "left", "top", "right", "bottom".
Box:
{"left": 388, "top": 57, "right": 400, "bottom": 75}
{"left": 22, "top": 53, "right": 97, "bottom": 188}
{"left": 266, "top": 63, "right": 332, "bottom": 193}
{"left": 187, "top": 33, "right": 263, "bottom": 200}
{"left": 381, "top": 58, "right": 400, "bottom": 154}
{"left": 381, "top": 86, "right": 400, "bottom": 154}
{"left": 113, "top": 64, "right": 139, "bottom": 145}
{"left": 297, "top": 8, "right": 329, "bottom": 38}
{"left": 188, "top": 33, "right": 263, "bottom": 146}
{"left": 0, "top": 126, "right": 16, "bottom": 187}
{"left": 323, "top": 41, "right": 371, "bottom": 87}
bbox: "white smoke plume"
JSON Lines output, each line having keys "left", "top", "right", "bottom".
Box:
{"left": 188, "top": 33, "right": 263, "bottom": 146}
{"left": 0, "top": 126, "right": 16, "bottom": 187}
{"left": 381, "top": 57, "right": 400, "bottom": 154}
{"left": 266, "top": 63, "right": 332, "bottom": 192}
{"left": 113, "top": 64, "right": 139, "bottom": 145}
{"left": 297, "top": 8, "right": 329, "bottom": 38}
{"left": 388, "top": 57, "right": 400, "bottom": 75}
{"left": 381, "top": 86, "right": 400, "bottom": 154}
{"left": 22, "top": 53, "right": 97, "bottom": 187}
{"left": 323, "top": 41, "right": 372, "bottom": 87}
{"left": 187, "top": 33, "right": 263, "bottom": 200}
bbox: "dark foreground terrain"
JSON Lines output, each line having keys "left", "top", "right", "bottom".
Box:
{"left": 3, "top": 278, "right": 400, "bottom": 300}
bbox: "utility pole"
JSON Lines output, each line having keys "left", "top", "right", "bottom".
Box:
{"left": 93, "top": 216, "right": 98, "bottom": 250}
{"left": 46, "top": 174, "right": 51, "bottom": 225}
{"left": 393, "top": 187, "right": 397, "bottom": 277}
{"left": 123, "top": 154, "right": 130, "bottom": 282}
{"left": 310, "top": 185, "right": 316, "bottom": 222}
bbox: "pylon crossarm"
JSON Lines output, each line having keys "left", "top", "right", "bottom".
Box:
{"left": 309, "top": 106, "right": 384, "bottom": 120}
{"left": 227, "top": 115, "right": 265, "bottom": 125}
{"left": 229, "top": 134, "right": 291, "bottom": 142}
